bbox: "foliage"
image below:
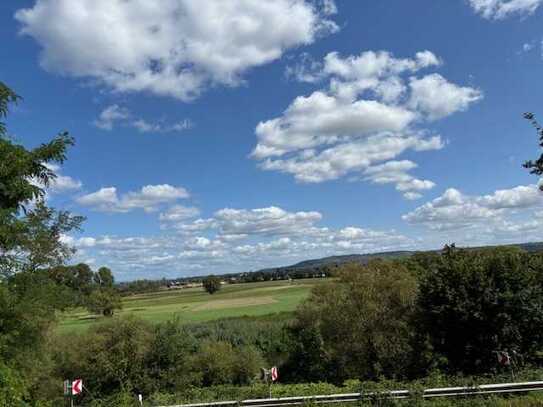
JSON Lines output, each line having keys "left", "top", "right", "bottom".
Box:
{"left": 86, "top": 288, "right": 123, "bottom": 316}
{"left": 285, "top": 261, "right": 418, "bottom": 383}
{"left": 0, "top": 361, "right": 27, "bottom": 406}
{"left": 415, "top": 246, "right": 543, "bottom": 374}
{"left": 0, "top": 81, "right": 82, "bottom": 278}
{"left": 203, "top": 275, "right": 222, "bottom": 294}
{"left": 2, "top": 202, "right": 84, "bottom": 276}
{"left": 116, "top": 278, "right": 166, "bottom": 295}
{"left": 53, "top": 316, "right": 155, "bottom": 399}
{"left": 185, "top": 315, "right": 292, "bottom": 365}
{"left": 146, "top": 318, "right": 201, "bottom": 392}
{"left": 95, "top": 266, "right": 114, "bottom": 288}
{"left": 522, "top": 112, "right": 543, "bottom": 186}
{"left": 195, "top": 340, "right": 264, "bottom": 386}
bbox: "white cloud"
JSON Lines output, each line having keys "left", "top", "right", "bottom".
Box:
{"left": 363, "top": 160, "right": 435, "bottom": 196}
{"left": 408, "top": 74, "right": 483, "bottom": 121}
{"left": 93, "top": 104, "right": 130, "bottom": 130}
{"left": 94, "top": 105, "right": 192, "bottom": 133}
{"left": 403, "top": 184, "right": 542, "bottom": 230}
{"left": 253, "top": 50, "right": 480, "bottom": 198}
{"left": 76, "top": 184, "right": 189, "bottom": 213}
{"left": 131, "top": 118, "right": 193, "bottom": 133}
{"left": 159, "top": 205, "right": 201, "bottom": 222}
{"left": 468, "top": 0, "right": 543, "bottom": 19}
{"left": 16, "top": 0, "right": 338, "bottom": 101}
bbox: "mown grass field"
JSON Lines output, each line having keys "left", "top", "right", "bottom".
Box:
{"left": 58, "top": 278, "right": 328, "bottom": 333}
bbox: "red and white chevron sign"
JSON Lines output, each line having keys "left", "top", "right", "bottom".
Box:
{"left": 72, "top": 379, "right": 83, "bottom": 395}
{"left": 271, "top": 367, "right": 278, "bottom": 382}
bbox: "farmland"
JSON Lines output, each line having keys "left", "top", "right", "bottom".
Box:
{"left": 58, "top": 278, "right": 328, "bottom": 333}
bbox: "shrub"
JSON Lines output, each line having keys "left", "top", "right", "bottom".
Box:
{"left": 203, "top": 275, "right": 222, "bottom": 294}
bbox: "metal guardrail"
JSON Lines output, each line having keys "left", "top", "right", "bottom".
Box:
{"left": 159, "top": 381, "right": 543, "bottom": 407}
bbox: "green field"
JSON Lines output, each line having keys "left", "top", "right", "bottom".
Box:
{"left": 58, "top": 278, "right": 328, "bottom": 333}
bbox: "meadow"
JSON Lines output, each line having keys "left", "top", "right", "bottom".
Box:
{"left": 58, "top": 278, "right": 327, "bottom": 333}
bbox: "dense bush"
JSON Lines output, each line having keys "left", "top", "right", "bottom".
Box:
{"left": 185, "top": 314, "right": 292, "bottom": 364}
{"left": 415, "top": 247, "right": 543, "bottom": 374}
{"left": 284, "top": 261, "right": 418, "bottom": 383}
{"left": 53, "top": 316, "right": 156, "bottom": 399}
{"left": 52, "top": 315, "right": 269, "bottom": 401}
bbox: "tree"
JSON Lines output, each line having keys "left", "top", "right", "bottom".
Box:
{"left": 0, "top": 82, "right": 83, "bottom": 402}
{"left": 2, "top": 202, "right": 84, "bottom": 276}
{"left": 415, "top": 247, "right": 543, "bottom": 374}
{"left": 203, "top": 275, "right": 221, "bottom": 294}
{"left": 0, "top": 81, "right": 82, "bottom": 278}
{"left": 522, "top": 112, "right": 543, "bottom": 188}
{"left": 48, "top": 263, "right": 96, "bottom": 306}
{"left": 86, "top": 288, "right": 123, "bottom": 316}
{"left": 285, "top": 261, "right": 418, "bottom": 382}
{"left": 95, "top": 266, "right": 115, "bottom": 288}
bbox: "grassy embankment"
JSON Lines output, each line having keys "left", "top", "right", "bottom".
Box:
{"left": 58, "top": 278, "right": 327, "bottom": 333}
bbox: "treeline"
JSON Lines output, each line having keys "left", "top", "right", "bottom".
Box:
{"left": 117, "top": 267, "right": 332, "bottom": 297}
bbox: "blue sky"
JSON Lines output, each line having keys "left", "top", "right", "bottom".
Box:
{"left": 1, "top": 0, "right": 543, "bottom": 281}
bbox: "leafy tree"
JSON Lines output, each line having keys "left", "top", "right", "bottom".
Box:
{"left": 0, "top": 82, "right": 83, "bottom": 403}
{"left": 203, "top": 275, "right": 222, "bottom": 294}
{"left": 286, "top": 262, "right": 418, "bottom": 382}
{"left": 95, "top": 266, "right": 115, "bottom": 288}
{"left": 2, "top": 202, "right": 84, "bottom": 276}
{"left": 522, "top": 112, "right": 543, "bottom": 187}
{"left": 415, "top": 247, "right": 543, "bottom": 374}
{"left": 86, "top": 288, "right": 123, "bottom": 317}
{"left": 0, "top": 81, "right": 82, "bottom": 278}
{"left": 48, "top": 262, "right": 97, "bottom": 306}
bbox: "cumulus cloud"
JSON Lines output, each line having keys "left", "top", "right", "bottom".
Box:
{"left": 408, "top": 74, "right": 483, "bottom": 120}
{"left": 94, "top": 104, "right": 192, "bottom": 133}
{"left": 468, "top": 0, "right": 543, "bottom": 19}
{"left": 76, "top": 184, "right": 189, "bottom": 213}
{"left": 363, "top": 160, "right": 435, "bottom": 199}
{"left": 254, "top": 50, "right": 480, "bottom": 198}
{"left": 403, "top": 184, "right": 542, "bottom": 230}
{"left": 16, "top": 0, "right": 338, "bottom": 101}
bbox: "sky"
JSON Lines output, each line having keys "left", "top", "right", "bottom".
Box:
{"left": 1, "top": 0, "right": 543, "bottom": 281}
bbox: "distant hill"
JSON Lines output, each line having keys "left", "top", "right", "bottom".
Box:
{"left": 257, "top": 251, "right": 414, "bottom": 275}
{"left": 254, "top": 241, "right": 543, "bottom": 275}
